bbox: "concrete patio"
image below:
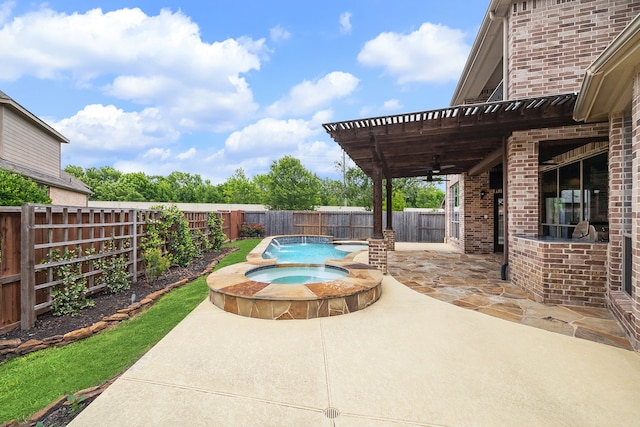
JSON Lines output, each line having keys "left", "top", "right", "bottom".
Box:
{"left": 70, "top": 244, "right": 640, "bottom": 426}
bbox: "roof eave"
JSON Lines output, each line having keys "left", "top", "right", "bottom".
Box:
{"left": 451, "top": 0, "right": 511, "bottom": 106}
{"left": 574, "top": 14, "right": 640, "bottom": 123}
{"left": 0, "top": 93, "right": 70, "bottom": 143}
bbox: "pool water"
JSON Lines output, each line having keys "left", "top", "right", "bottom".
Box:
{"left": 263, "top": 242, "right": 367, "bottom": 264}
{"left": 246, "top": 265, "right": 348, "bottom": 284}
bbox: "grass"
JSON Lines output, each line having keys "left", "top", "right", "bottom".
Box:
{"left": 0, "top": 238, "right": 261, "bottom": 423}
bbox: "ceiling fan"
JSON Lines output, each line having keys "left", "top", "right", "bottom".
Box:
{"left": 428, "top": 155, "right": 455, "bottom": 174}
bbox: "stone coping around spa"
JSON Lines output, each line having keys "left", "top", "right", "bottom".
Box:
{"left": 245, "top": 235, "right": 369, "bottom": 265}
{"left": 207, "top": 259, "right": 382, "bottom": 301}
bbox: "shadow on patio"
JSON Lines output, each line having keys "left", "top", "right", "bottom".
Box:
{"left": 388, "top": 243, "right": 633, "bottom": 351}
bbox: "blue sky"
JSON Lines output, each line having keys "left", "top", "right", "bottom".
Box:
{"left": 0, "top": 1, "right": 488, "bottom": 183}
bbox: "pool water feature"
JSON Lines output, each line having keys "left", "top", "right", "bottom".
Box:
{"left": 207, "top": 235, "right": 382, "bottom": 320}
{"left": 261, "top": 236, "right": 368, "bottom": 264}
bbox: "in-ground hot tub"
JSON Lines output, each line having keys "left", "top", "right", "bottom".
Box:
{"left": 207, "top": 236, "right": 382, "bottom": 320}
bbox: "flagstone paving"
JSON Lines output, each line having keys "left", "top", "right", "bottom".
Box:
{"left": 388, "top": 248, "right": 633, "bottom": 350}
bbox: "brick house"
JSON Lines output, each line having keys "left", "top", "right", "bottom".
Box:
{"left": 0, "top": 90, "right": 90, "bottom": 206}
{"left": 325, "top": 1, "right": 640, "bottom": 349}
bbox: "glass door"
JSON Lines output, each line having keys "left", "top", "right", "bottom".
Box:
{"left": 494, "top": 193, "right": 504, "bottom": 253}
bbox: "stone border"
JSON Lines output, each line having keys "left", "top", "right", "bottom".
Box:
{"left": 207, "top": 258, "right": 383, "bottom": 320}
{"left": 0, "top": 249, "right": 237, "bottom": 364}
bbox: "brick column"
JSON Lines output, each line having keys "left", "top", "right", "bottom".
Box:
{"left": 367, "top": 238, "right": 387, "bottom": 273}
{"left": 383, "top": 229, "right": 396, "bottom": 251}
{"left": 607, "top": 112, "right": 631, "bottom": 293}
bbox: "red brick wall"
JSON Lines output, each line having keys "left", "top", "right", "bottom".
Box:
{"left": 511, "top": 237, "right": 608, "bottom": 307}
{"left": 632, "top": 73, "right": 640, "bottom": 343}
{"left": 508, "top": 0, "right": 640, "bottom": 98}
{"left": 461, "top": 172, "right": 494, "bottom": 254}
{"left": 607, "top": 113, "right": 633, "bottom": 294}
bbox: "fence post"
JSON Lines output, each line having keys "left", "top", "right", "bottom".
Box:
{"left": 131, "top": 209, "right": 138, "bottom": 283}
{"left": 20, "top": 203, "right": 36, "bottom": 330}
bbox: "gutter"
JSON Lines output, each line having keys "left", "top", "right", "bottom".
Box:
{"left": 574, "top": 14, "right": 640, "bottom": 122}
{"left": 489, "top": 10, "right": 509, "bottom": 101}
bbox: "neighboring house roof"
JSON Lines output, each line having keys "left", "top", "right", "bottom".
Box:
{"left": 0, "top": 90, "right": 69, "bottom": 143}
{"left": 0, "top": 158, "right": 91, "bottom": 195}
{"left": 573, "top": 14, "right": 640, "bottom": 122}
{"left": 451, "top": 0, "right": 510, "bottom": 105}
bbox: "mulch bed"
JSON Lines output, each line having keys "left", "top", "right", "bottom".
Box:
{"left": 1, "top": 248, "right": 233, "bottom": 427}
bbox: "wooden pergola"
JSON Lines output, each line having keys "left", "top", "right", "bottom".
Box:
{"left": 323, "top": 93, "right": 580, "bottom": 242}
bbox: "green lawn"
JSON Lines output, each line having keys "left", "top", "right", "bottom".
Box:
{"left": 0, "top": 238, "right": 260, "bottom": 423}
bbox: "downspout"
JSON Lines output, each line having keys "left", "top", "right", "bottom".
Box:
{"left": 489, "top": 10, "right": 509, "bottom": 101}
{"left": 491, "top": 9, "right": 509, "bottom": 279}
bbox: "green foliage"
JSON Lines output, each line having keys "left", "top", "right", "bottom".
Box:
{"left": 343, "top": 166, "right": 373, "bottom": 209}
{"left": 223, "top": 168, "right": 264, "bottom": 204}
{"left": 207, "top": 213, "right": 226, "bottom": 251}
{"left": 0, "top": 239, "right": 260, "bottom": 424}
{"left": 66, "top": 393, "right": 87, "bottom": 414}
{"left": 265, "top": 156, "right": 321, "bottom": 210}
{"left": 63, "top": 159, "right": 445, "bottom": 209}
{"left": 141, "top": 205, "right": 197, "bottom": 275}
{"left": 140, "top": 216, "right": 171, "bottom": 282}
{"left": 0, "top": 168, "right": 51, "bottom": 206}
{"left": 239, "top": 222, "right": 265, "bottom": 237}
{"left": 48, "top": 249, "right": 95, "bottom": 316}
{"left": 92, "top": 239, "right": 131, "bottom": 294}
{"left": 161, "top": 205, "right": 199, "bottom": 265}
{"left": 415, "top": 185, "right": 445, "bottom": 209}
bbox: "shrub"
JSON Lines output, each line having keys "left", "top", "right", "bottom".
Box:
{"left": 239, "top": 222, "right": 265, "bottom": 238}
{"left": 0, "top": 168, "right": 51, "bottom": 206}
{"left": 140, "top": 216, "right": 171, "bottom": 282}
{"left": 207, "top": 213, "right": 226, "bottom": 250}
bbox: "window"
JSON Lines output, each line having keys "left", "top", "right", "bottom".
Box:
{"left": 451, "top": 183, "right": 460, "bottom": 239}
{"left": 541, "top": 152, "right": 608, "bottom": 238}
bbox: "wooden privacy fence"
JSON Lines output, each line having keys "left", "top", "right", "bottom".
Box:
{"left": 243, "top": 210, "right": 445, "bottom": 242}
{"left": 0, "top": 205, "right": 244, "bottom": 333}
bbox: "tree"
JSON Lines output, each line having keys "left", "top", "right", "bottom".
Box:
{"left": 223, "top": 168, "right": 263, "bottom": 204}
{"left": 344, "top": 166, "right": 372, "bottom": 209}
{"left": 416, "top": 184, "right": 445, "bottom": 209}
{"left": 0, "top": 169, "right": 51, "bottom": 205}
{"left": 265, "top": 156, "right": 321, "bottom": 210}
{"left": 319, "top": 177, "right": 345, "bottom": 206}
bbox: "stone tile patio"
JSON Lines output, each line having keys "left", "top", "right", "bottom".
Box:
{"left": 388, "top": 248, "right": 633, "bottom": 350}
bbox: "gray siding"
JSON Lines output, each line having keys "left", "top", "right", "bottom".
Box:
{"left": 2, "top": 107, "right": 61, "bottom": 177}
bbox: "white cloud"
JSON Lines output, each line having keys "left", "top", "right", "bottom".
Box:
{"left": 0, "top": 6, "right": 264, "bottom": 131}
{"left": 383, "top": 99, "right": 403, "bottom": 111}
{"left": 266, "top": 71, "right": 359, "bottom": 117}
{"left": 144, "top": 148, "right": 172, "bottom": 160}
{"left": 357, "top": 22, "right": 469, "bottom": 84}
{"left": 176, "top": 147, "right": 197, "bottom": 160}
{"left": 339, "top": 12, "right": 352, "bottom": 35}
{"left": 225, "top": 117, "right": 316, "bottom": 155}
{"left": 270, "top": 25, "right": 291, "bottom": 42}
{"left": 358, "top": 99, "right": 403, "bottom": 117}
{"left": 52, "top": 104, "right": 179, "bottom": 152}
{"left": 0, "top": 1, "right": 14, "bottom": 25}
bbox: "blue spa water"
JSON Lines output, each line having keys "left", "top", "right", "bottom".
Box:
{"left": 246, "top": 265, "right": 348, "bottom": 284}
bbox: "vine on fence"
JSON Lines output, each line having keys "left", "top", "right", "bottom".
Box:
{"left": 140, "top": 215, "right": 171, "bottom": 282}
{"left": 91, "top": 239, "right": 131, "bottom": 294}
{"left": 207, "top": 212, "right": 226, "bottom": 250}
{"left": 49, "top": 248, "right": 95, "bottom": 316}
{"left": 42, "top": 206, "right": 228, "bottom": 316}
